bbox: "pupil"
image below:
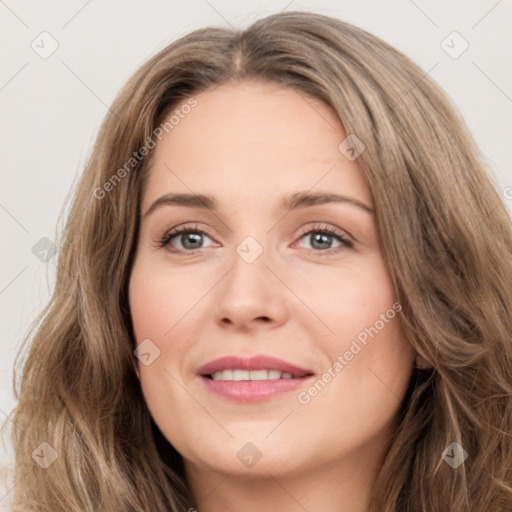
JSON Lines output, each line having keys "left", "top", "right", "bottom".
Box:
{"left": 183, "top": 233, "right": 202, "bottom": 249}
{"left": 312, "top": 233, "right": 331, "bottom": 250}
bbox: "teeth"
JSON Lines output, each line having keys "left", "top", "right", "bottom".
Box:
{"left": 233, "top": 369, "right": 249, "bottom": 381}
{"left": 268, "top": 370, "right": 281, "bottom": 379}
{"left": 211, "top": 369, "right": 297, "bottom": 381}
{"left": 249, "top": 370, "right": 269, "bottom": 380}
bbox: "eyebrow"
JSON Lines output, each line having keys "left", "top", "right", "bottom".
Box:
{"left": 143, "top": 191, "right": 374, "bottom": 218}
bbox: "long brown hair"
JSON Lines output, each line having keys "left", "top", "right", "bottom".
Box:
{"left": 2, "top": 10, "right": 512, "bottom": 511}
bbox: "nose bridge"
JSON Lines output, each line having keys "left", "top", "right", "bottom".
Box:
{"left": 228, "top": 232, "right": 272, "bottom": 298}
{"left": 213, "top": 230, "right": 286, "bottom": 327}
{"left": 234, "top": 234, "right": 266, "bottom": 266}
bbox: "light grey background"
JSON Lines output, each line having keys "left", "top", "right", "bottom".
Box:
{"left": 1, "top": 0, "right": 511, "bottom": 502}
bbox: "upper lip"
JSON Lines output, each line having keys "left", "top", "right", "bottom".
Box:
{"left": 197, "top": 355, "right": 315, "bottom": 378}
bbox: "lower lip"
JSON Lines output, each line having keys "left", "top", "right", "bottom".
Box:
{"left": 199, "top": 375, "right": 315, "bottom": 402}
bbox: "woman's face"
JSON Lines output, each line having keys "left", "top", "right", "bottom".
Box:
{"left": 128, "top": 81, "right": 416, "bottom": 481}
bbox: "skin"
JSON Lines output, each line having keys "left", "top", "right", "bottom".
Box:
{"left": 128, "top": 80, "right": 417, "bottom": 512}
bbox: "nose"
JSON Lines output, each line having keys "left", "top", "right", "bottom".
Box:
{"left": 213, "top": 240, "right": 288, "bottom": 331}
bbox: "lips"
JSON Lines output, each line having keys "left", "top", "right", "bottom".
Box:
{"left": 196, "top": 355, "right": 316, "bottom": 402}
{"left": 196, "top": 355, "right": 314, "bottom": 379}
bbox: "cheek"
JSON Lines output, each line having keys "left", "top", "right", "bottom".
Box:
{"left": 296, "top": 255, "right": 414, "bottom": 414}
{"left": 292, "top": 254, "right": 399, "bottom": 343}
{"left": 128, "top": 258, "right": 201, "bottom": 342}
{"left": 128, "top": 259, "right": 191, "bottom": 415}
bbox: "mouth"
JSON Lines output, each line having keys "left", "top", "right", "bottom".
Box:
{"left": 196, "top": 355, "right": 315, "bottom": 402}
{"left": 203, "top": 369, "right": 312, "bottom": 380}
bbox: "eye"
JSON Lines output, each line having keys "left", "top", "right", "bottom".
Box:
{"left": 157, "top": 224, "right": 216, "bottom": 253}
{"left": 156, "top": 222, "right": 353, "bottom": 255}
{"left": 293, "top": 224, "right": 353, "bottom": 255}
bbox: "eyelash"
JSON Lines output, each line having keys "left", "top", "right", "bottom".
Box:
{"left": 156, "top": 223, "right": 354, "bottom": 256}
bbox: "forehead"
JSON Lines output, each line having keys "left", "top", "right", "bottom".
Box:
{"left": 142, "top": 81, "right": 373, "bottom": 211}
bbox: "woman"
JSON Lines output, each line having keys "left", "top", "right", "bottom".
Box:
{"left": 2, "top": 10, "right": 511, "bottom": 512}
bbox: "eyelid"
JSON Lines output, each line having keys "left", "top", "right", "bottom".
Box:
{"left": 156, "top": 223, "right": 216, "bottom": 251}
{"left": 292, "top": 223, "right": 354, "bottom": 253}
{"left": 295, "top": 223, "right": 354, "bottom": 243}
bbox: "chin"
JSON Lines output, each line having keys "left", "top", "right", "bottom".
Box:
{"left": 183, "top": 437, "right": 303, "bottom": 477}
